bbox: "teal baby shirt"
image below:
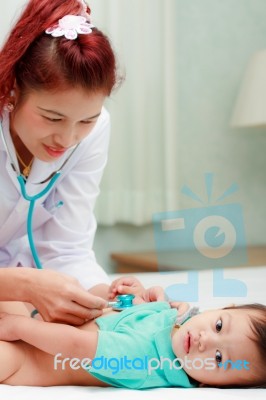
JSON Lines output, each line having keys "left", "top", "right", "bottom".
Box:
{"left": 87, "top": 302, "right": 197, "bottom": 389}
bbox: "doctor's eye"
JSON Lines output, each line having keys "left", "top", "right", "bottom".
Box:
{"left": 43, "top": 116, "right": 62, "bottom": 122}
{"left": 215, "top": 350, "right": 222, "bottom": 365}
{"left": 80, "top": 120, "right": 95, "bottom": 125}
{"left": 215, "top": 318, "right": 223, "bottom": 332}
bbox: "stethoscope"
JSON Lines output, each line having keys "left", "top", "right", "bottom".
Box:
{"left": 0, "top": 120, "right": 80, "bottom": 269}
{"left": 0, "top": 121, "right": 136, "bottom": 313}
{"left": 107, "top": 294, "right": 135, "bottom": 311}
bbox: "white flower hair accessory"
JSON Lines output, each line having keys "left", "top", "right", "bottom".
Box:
{"left": 45, "top": 15, "right": 94, "bottom": 40}
{"left": 78, "top": 0, "right": 92, "bottom": 21}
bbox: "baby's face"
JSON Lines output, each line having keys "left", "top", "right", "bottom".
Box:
{"left": 171, "top": 308, "right": 261, "bottom": 386}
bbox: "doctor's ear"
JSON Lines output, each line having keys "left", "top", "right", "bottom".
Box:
{"left": 11, "top": 80, "right": 22, "bottom": 98}
{"left": 8, "top": 82, "right": 23, "bottom": 111}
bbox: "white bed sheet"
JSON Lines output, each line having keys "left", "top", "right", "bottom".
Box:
{"left": 1, "top": 265, "right": 265, "bottom": 399}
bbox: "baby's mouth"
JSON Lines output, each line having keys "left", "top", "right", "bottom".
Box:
{"left": 184, "top": 332, "right": 191, "bottom": 353}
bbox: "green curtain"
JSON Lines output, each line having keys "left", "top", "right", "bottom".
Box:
{"left": 91, "top": 0, "right": 179, "bottom": 225}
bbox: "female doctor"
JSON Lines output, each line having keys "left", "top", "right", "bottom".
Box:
{"left": 0, "top": 0, "right": 120, "bottom": 325}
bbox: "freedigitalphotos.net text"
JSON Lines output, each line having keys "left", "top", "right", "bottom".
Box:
{"left": 54, "top": 354, "right": 250, "bottom": 375}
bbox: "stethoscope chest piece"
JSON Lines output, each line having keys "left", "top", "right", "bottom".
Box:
{"left": 107, "top": 294, "right": 135, "bottom": 311}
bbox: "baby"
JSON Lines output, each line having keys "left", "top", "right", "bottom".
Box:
{"left": 0, "top": 277, "right": 265, "bottom": 389}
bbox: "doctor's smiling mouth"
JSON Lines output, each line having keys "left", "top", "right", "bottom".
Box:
{"left": 42, "top": 144, "right": 69, "bottom": 158}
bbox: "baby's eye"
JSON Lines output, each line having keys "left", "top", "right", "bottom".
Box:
{"left": 215, "top": 350, "right": 222, "bottom": 365}
{"left": 215, "top": 318, "right": 222, "bottom": 332}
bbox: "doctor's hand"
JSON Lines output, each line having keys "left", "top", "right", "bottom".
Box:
{"left": 109, "top": 276, "right": 166, "bottom": 304}
{"left": 25, "top": 269, "right": 106, "bottom": 325}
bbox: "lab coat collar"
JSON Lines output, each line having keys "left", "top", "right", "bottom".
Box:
{"left": 1, "top": 111, "right": 21, "bottom": 190}
{"left": 0, "top": 111, "right": 72, "bottom": 197}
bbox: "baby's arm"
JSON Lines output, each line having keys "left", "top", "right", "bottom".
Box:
{"left": 109, "top": 276, "right": 166, "bottom": 303}
{"left": 0, "top": 312, "right": 97, "bottom": 360}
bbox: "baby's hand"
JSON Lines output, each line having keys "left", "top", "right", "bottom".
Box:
{"left": 139, "top": 286, "right": 166, "bottom": 303}
{"left": 169, "top": 301, "right": 190, "bottom": 317}
{"left": 109, "top": 276, "right": 145, "bottom": 299}
{"left": 109, "top": 276, "right": 166, "bottom": 304}
{"left": 0, "top": 312, "right": 24, "bottom": 341}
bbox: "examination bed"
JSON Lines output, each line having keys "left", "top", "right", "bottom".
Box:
{"left": 1, "top": 265, "right": 265, "bottom": 399}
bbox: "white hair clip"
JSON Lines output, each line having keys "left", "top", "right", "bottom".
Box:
{"left": 78, "top": 0, "right": 92, "bottom": 22}
{"left": 45, "top": 15, "right": 94, "bottom": 40}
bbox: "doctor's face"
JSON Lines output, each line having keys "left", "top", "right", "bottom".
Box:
{"left": 10, "top": 87, "right": 106, "bottom": 161}
{"left": 171, "top": 308, "right": 262, "bottom": 387}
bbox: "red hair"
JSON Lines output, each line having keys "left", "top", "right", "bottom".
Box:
{"left": 0, "top": 0, "right": 119, "bottom": 115}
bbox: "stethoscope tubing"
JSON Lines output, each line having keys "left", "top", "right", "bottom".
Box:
{"left": 0, "top": 118, "right": 74, "bottom": 269}
{"left": 17, "top": 173, "right": 61, "bottom": 269}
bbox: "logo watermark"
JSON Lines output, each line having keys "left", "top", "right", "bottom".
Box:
{"left": 54, "top": 353, "right": 249, "bottom": 375}
{"left": 218, "top": 359, "right": 250, "bottom": 370}
{"left": 153, "top": 173, "right": 247, "bottom": 301}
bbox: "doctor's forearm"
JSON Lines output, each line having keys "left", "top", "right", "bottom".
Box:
{"left": 0, "top": 268, "right": 33, "bottom": 302}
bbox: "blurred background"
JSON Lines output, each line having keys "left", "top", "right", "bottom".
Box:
{"left": 2, "top": 0, "right": 266, "bottom": 273}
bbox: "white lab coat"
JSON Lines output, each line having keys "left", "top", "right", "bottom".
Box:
{"left": 0, "top": 108, "right": 110, "bottom": 289}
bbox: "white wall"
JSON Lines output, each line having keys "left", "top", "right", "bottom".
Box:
{"left": 95, "top": 0, "right": 266, "bottom": 273}
{"left": 0, "top": 0, "right": 26, "bottom": 46}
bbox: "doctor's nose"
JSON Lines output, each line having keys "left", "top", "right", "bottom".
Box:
{"left": 54, "top": 133, "right": 76, "bottom": 148}
{"left": 53, "top": 128, "right": 78, "bottom": 148}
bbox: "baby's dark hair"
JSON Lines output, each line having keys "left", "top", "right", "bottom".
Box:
{"left": 222, "top": 303, "right": 266, "bottom": 388}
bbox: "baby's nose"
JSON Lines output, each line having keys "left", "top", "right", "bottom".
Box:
{"left": 198, "top": 330, "right": 218, "bottom": 352}
{"left": 191, "top": 333, "right": 200, "bottom": 344}
{"left": 189, "top": 333, "right": 201, "bottom": 350}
